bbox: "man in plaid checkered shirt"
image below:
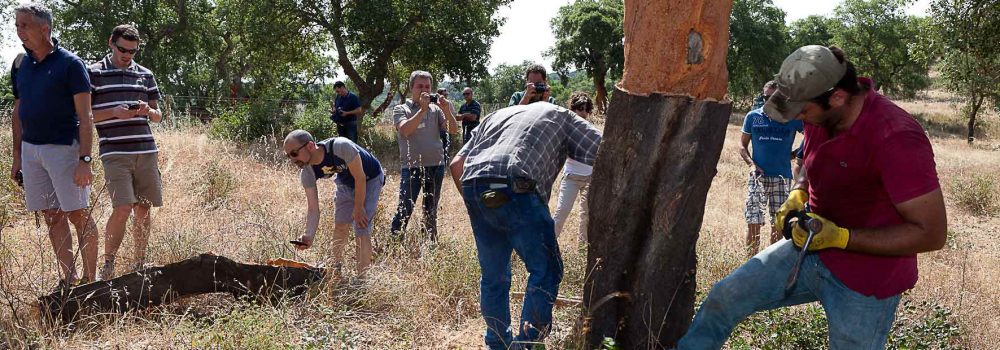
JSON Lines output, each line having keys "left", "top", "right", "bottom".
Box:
{"left": 449, "top": 102, "right": 601, "bottom": 350}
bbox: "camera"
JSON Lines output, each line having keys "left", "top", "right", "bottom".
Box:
{"left": 15, "top": 170, "right": 23, "bottom": 187}
{"left": 429, "top": 94, "right": 439, "bottom": 104}
{"left": 533, "top": 83, "right": 547, "bottom": 93}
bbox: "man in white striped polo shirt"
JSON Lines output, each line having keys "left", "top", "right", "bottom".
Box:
{"left": 88, "top": 24, "right": 164, "bottom": 280}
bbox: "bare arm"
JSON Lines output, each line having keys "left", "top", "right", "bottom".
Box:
{"left": 449, "top": 155, "right": 466, "bottom": 195}
{"left": 846, "top": 188, "right": 947, "bottom": 255}
{"left": 72, "top": 92, "right": 94, "bottom": 186}
{"left": 73, "top": 92, "right": 94, "bottom": 157}
{"left": 146, "top": 100, "right": 163, "bottom": 123}
{"left": 439, "top": 99, "right": 458, "bottom": 134}
{"left": 792, "top": 164, "right": 809, "bottom": 191}
{"left": 304, "top": 185, "right": 321, "bottom": 239}
{"left": 397, "top": 107, "right": 428, "bottom": 137}
{"left": 93, "top": 105, "right": 133, "bottom": 122}
{"left": 347, "top": 156, "right": 369, "bottom": 229}
{"left": 739, "top": 133, "right": 752, "bottom": 166}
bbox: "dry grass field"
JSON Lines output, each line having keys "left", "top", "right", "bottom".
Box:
{"left": 0, "top": 91, "right": 997, "bottom": 349}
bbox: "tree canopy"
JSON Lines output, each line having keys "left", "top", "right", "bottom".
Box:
{"left": 292, "top": 0, "right": 511, "bottom": 109}
{"left": 931, "top": 0, "right": 1000, "bottom": 142}
{"left": 547, "top": 0, "right": 624, "bottom": 112}
{"left": 832, "top": 0, "right": 933, "bottom": 97}
{"left": 788, "top": 15, "right": 836, "bottom": 50}
{"left": 727, "top": 0, "right": 789, "bottom": 108}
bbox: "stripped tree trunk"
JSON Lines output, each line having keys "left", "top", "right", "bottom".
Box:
{"left": 39, "top": 254, "right": 324, "bottom": 324}
{"left": 582, "top": 0, "right": 733, "bottom": 348}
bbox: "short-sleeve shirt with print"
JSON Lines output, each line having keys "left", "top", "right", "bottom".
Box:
{"left": 300, "top": 137, "right": 383, "bottom": 188}
{"left": 392, "top": 99, "right": 448, "bottom": 168}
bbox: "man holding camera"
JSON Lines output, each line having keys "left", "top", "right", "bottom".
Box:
{"left": 508, "top": 64, "right": 557, "bottom": 106}
{"left": 450, "top": 102, "right": 601, "bottom": 349}
{"left": 331, "top": 81, "right": 363, "bottom": 143}
{"left": 390, "top": 71, "right": 458, "bottom": 243}
{"left": 88, "top": 24, "right": 164, "bottom": 280}
{"left": 11, "top": 3, "right": 99, "bottom": 287}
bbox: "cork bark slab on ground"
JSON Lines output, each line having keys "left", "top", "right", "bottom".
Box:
{"left": 39, "top": 254, "right": 325, "bottom": 324}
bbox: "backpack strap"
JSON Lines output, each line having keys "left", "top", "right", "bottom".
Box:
{"left": 12, "top": 52, "right": 25, "bottom": 70}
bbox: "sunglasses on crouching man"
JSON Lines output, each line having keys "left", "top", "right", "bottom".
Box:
{"left": 286, "top": 142, "right": 309, "bottom": 158}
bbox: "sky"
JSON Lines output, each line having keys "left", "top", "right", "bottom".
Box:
{"left": 1, "top": 0, "right": 932, "bottom": 73}
{"left": 486, "top": 0, "right": 932, "bottom": 71}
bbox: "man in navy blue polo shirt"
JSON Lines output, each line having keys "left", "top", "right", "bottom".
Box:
{"left": 10, "top": 3, "right": 99, "bottom": 287}
{"left": 330, "top": 81, "right": 363, "bottom": 143}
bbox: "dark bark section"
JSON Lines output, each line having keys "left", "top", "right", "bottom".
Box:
{"left": 39, "top": 254, "right": 325, "bottom": 324}
{"left": 583, "top": 88, "right": 730, "bottom": 349}
{"left": 967, "top": 94, "right": 983, "bottom": 144}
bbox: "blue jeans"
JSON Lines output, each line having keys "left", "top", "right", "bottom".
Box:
{"left": 390, "top": 166, "right": 445, "bottom": 241}
{"left": 463, "top": 121, "right": 480, "bottom": 144}
{"left": 440, "top": 130, "right": 451, "bottom": 157}
{"left": 677, "top": 240, "right": 901, "bottom": 350}
{"left": 336, "top": 121, "right": 358, "bottom": 143}
{"left": 462, "top": 181, "right": 564, "bottom": 350}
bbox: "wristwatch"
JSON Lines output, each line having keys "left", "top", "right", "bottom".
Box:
{"left": 79, "top": 155, "right": 92, "bottom": 163}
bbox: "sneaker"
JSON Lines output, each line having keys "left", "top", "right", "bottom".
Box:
{"left": 99, "top": 260, "right": 116, "bottom": 281}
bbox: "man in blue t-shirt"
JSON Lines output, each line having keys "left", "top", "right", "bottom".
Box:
{"left": 739, "top": 84, "right": 803, "bottom": 256}
{"left": 330, "top": 81, "right": 363, "bottom": 143}
{"left": 11, "top": 4, "right": 99, "bottom": 287}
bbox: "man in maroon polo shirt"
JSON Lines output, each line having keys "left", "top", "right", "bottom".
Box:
{"left": 676, "top": 45, "right": 947, "bottom": 350}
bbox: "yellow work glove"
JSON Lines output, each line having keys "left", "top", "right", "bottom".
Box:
{"left": 791, "top": 212, "right": 850, "bottom": 251}
{"left": 774, "top": 189, "right": 808, "bottom": 236}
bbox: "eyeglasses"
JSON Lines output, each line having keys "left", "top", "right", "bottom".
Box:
{"left": 462, "top": 92, "right": 472, "bottom": 96}
{"left": 114, "top": 43, "right": 139, "bottom": 55}
{"left": 286, "top": 142, "right": 308, "bottom": 158}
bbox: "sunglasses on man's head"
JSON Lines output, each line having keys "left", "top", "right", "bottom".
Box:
{"left": 114, "top": 43, "right": 139, "bottom": 55}
{"left": 286, "top": 142, "right": 308, "bottom": 158}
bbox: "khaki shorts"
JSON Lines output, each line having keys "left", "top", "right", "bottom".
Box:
{"left": 102, "top": 153, "right": 163, "bottom": 207}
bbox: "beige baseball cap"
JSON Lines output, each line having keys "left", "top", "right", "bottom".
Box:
{"left": 763, "top": 45, "right": 847, "bottom": 122}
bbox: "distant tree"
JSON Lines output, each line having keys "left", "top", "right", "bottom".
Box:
{"left": 788, "top": 15, "right": 836, "bottom": 49}
{"left": 53, "top": 0, "right": 222, "bottom": 97}
{"left": 547, "top": 0, "right": 624, "bottom": 112}
{"left": 292, "top": 0, "right": 511, "bottom": 109}
{"left": 831, "top": 0, "right": 932, "bottom": 97}
{"left": 481, "top": 61, "right": 535, "bottom": 104}
{"left": 931, "top": 0, "right": 1000, "bottom": 143}
{"left": 727, "top": 0, "right": 788, "bottom": 108}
